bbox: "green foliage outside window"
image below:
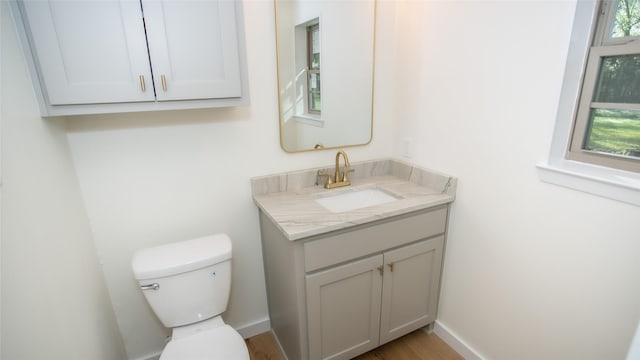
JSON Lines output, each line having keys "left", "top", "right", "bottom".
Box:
{"left": 611, "top": 0, "right": 640, "bottom": 37}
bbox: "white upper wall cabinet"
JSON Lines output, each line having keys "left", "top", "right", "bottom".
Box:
{"left": 20, "top": 1, "right": 155, "bottom": 105}
{"left": 143, "top": 0, "right": 241, "bottom": 101}
{"left": 13, "top": 0, "right": 248, "bottom": 116}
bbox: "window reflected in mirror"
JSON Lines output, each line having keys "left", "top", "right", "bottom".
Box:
{"left": 307, "top": 23, "right": 321, "bottom": 114}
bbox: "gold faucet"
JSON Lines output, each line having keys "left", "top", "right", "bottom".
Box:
{"left": 318, "top": 151, "right": 354, "bottom": 189}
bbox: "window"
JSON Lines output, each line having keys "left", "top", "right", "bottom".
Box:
{"left": 568, "top": 0, "right": 640, "bottom": 172}
{"left": 307, "top": 23, "right": 321, "bottom": 114}
{"left": 290, "top": 19, "right": 322, "bottom": 127}
{"left": 538, "top": 0, "right": 640, "bottom": 206}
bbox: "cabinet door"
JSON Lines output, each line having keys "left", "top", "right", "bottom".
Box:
{"left": 20, "top": 0, "right": 154, "bottom": 105}
{"left": 379, "top": 236, "right": 444, "bottom": 344}
{"left": 306, "top": 255, "right": 383, "bottom": 360}
{"left": 142, "top": 0, "right": 242, "bottom": 101}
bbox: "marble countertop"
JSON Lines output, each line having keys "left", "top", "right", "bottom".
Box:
{"left": 251, "top": 159, "right": 457, "bottom": 241}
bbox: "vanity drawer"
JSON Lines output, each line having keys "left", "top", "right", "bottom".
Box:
{"left": 304, "top": 206, "right": 447, "bottom": 272}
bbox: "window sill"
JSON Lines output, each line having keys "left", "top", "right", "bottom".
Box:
{"left": 294, "top": 114, "right": 324, "bottom": 128}
{"left": 537, "top": 160, "right": 640, "bottom": 206}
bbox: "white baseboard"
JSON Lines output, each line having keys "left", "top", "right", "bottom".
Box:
{"left": 136, "top": 319, "right": 476, "bottom": 360}
{"left": 236, "top": 317, "right": 271, "bottom": 339}
{"left": 132, "top": 351, "right": 161, "bottom": 360}
{"left": 433, "top": 320, "right": 484, "bottom": 360}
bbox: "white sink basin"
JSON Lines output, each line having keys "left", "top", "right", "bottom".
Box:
{"left": 315, "top": 187, "right": 399, "bottom": 213}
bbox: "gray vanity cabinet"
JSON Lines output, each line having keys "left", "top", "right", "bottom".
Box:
{"left": 258, "top": 204, "right": 449, "bottom": 360}
{"left": 306, "top": 237, "right": 444, "bottom": 360}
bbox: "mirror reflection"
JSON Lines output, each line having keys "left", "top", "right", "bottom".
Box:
{"left": 275, "top": 0, "right": 375, "bottom": 152}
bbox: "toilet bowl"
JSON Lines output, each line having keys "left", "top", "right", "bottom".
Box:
{"left": 132, "top": 234, "right": 249, "bottom": 360}
{"left": 161, "top": 318, "right": 248, "bottom": 360}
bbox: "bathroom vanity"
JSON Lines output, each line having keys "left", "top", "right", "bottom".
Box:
{"left": 252, "top": 159, "right": 456, "bottom": 360}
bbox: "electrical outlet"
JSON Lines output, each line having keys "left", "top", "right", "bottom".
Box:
{"left": 403, "top": 137, "right": 413, "bottom": 158}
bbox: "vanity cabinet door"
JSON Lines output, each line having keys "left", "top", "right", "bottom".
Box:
{"left": 142, "top": 0, "right": 242, "bottom": 101}
{"left": 306, "top": 255, "right": 383, "bottom": 360}
{"left": 379, "top": 236, "right": 444, "bottom": 344}
{"left": 19, "top": 0, "right": 154, "bottom": 105}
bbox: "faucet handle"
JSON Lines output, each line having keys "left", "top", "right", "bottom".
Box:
{"left": 342, "top": 167, "right": 355, "bottom": 182}
{"left": 317, "top": 170, "right": 333, "bottom": 186}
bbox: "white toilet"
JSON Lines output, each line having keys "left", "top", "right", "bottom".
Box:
{"left": 132, "top": 234, "right": 250, "bottom": 360}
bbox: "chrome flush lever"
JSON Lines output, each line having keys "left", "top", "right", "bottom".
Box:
{"left": 140, "top": 283, "right": 160, "bottom": 291}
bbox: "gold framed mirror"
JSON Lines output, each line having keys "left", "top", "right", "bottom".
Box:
{"left": 274, "top": 0, "right": 376, "bottom": 152}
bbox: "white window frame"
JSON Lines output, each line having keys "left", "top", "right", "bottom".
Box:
{"left": 568, "top": 0, "right": 640, "bottom": 173}
{"left": 538, "top": 0, "right": 640, "bottom": 206}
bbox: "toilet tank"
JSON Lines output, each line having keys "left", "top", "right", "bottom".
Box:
{"left": 132, "top": 234, "right": 232, "bottom": 328}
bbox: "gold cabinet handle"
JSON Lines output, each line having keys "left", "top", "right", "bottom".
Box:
{"left": 388, "top": 263, "right": 394, "bottom": 272}
{"left": 161, "top": 74, "right": 167, "bottom": 91}
{"left": 139, "top": 75, "right": 146, "bottom": 92}
{"left": 377, "top": 266, "right": 384, "bottom": 276}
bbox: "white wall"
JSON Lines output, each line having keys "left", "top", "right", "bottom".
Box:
{"left": 391, "top": 1, "right": 640, "bottom": 359}
{"left": 0, "top": 3, "right": 126, "bottom": 359}
{"left": 64, "top": 1, "right": 394, "bottom": 358}
{"left": 6, "top": 0, "right": 637, "bottom": 359}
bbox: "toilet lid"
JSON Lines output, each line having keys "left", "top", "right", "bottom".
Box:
{"left": 160, "top": 325, "right": 249, "bottom": 360}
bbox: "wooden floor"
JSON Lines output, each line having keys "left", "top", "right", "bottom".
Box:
{"left": 245, "top": 329, "right": 463, "bottom": 360}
